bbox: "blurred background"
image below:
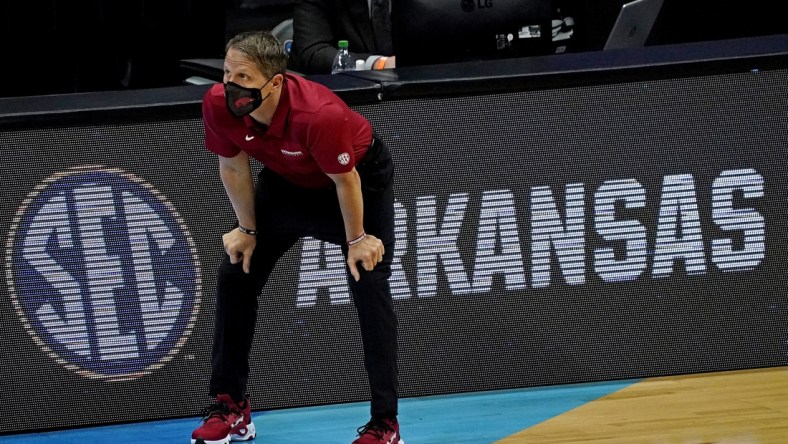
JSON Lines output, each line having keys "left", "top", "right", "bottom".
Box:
{"left": 0, "top": 0, "right": 782, "bottom": 98}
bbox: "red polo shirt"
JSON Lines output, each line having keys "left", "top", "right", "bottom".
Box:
{"left": 202, "top": 73, "right": 373, "bottom": 188}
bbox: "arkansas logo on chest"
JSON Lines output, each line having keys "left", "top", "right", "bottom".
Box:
{"left": 244, "top": 135, "right": 307, "bottom": 160}
{"left": 279, "top": 142, "right": 306, "bottom": 158}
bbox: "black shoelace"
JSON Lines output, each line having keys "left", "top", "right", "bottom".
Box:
{"left": 199, "top": 401, "right": 233, "bottom": 421}
{"left": 356, "top": 418, "right": 393, "bottom": 439}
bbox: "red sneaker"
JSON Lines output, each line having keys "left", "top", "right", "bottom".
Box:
{"left": 191, "top": 394, "right": 256, "bottom": 444}
{"left": 230, "top": 396, "right": 256, "bottom": 441}
{"left": 352, "top": 417, "right": 404, "bottom": 444}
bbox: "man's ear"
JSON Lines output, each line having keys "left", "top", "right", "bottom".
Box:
{"left": 272, "top": 73, "right": 285, "bottom": 88}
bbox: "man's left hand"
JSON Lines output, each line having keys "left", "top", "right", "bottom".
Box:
{"left": 347, "top": 234, "right": 385, "bottom": 282}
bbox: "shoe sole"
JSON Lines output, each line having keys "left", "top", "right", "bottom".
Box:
{"left": 231, "top": 421, "right": 257, "bottom": 441}
{"left": 191, "top": 438, "right": 230, "bottom": 444}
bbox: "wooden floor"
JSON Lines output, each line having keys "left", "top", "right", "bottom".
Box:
{"left": 3, "top": 366, "right": 787, "bottom": 443}
{"left": 497, "top": 366, "right": 788, "bottom": 444}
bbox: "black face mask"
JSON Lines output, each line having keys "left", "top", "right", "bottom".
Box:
{"left": 224, "top": 76, "right": 275, "bottom": 118}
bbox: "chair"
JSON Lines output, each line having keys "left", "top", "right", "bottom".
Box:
{"left": 272, "top": 18, "right": 294, "bottom": 55}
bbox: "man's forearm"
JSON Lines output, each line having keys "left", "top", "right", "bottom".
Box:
{"left": 219, "top": 161, "right": 257, "bottom": 230}
{"left": 333, "top": 169, "right": 365, "bottom": 241}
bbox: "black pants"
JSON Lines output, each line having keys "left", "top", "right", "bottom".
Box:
{"left": 209, "top": 136, "right": 398, "bottom": 418}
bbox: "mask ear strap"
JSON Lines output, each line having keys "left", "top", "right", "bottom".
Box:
{"left": 259, "top": 74, "right": 278, "bottom": 91}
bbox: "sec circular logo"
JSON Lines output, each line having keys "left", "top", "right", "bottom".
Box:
{"left": 5, "top": 166, "right": 201, "bottom": 381}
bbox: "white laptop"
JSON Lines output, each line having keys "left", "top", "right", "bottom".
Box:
{"left": 604, "top": 0, "right": 664, "bottom": 50}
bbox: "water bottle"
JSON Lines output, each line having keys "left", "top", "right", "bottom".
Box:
{"left": 331, "top": 40, "right": 354, "bottom": 74}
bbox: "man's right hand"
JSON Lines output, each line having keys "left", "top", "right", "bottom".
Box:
{"left": 223, "top": 228, "right": 257, "bottom": 274}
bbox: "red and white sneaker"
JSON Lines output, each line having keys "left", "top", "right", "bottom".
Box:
{"left": 230, "top": 396, "right": 256, "bottom": 441}
{"left": 352, "top": 417, "right": 404, "bottom": 444}
{"left": 191, "top": 394, "right": 256, "bottom": 444}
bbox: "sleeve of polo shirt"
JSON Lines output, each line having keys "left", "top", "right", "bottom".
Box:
{"left": 202, "top": 91, "right": 241, "bottom": 158}
{"left": 306, "top": 102, "right": 355, "bottom": 175}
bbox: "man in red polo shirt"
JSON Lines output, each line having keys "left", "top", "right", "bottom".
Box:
{"left": 191, "top": 31, "right": 402, "bottom": 444}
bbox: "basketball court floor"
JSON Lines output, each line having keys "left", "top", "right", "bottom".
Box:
{"left": 1, "top": 366, "right": 785, "bottom": 443}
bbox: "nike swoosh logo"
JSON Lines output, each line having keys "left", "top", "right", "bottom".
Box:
{"left": 245, "top": 135, "right": 255, "bottom": 141}
{"left": 386, "top": 432, "right": 398, "bottom": 444}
